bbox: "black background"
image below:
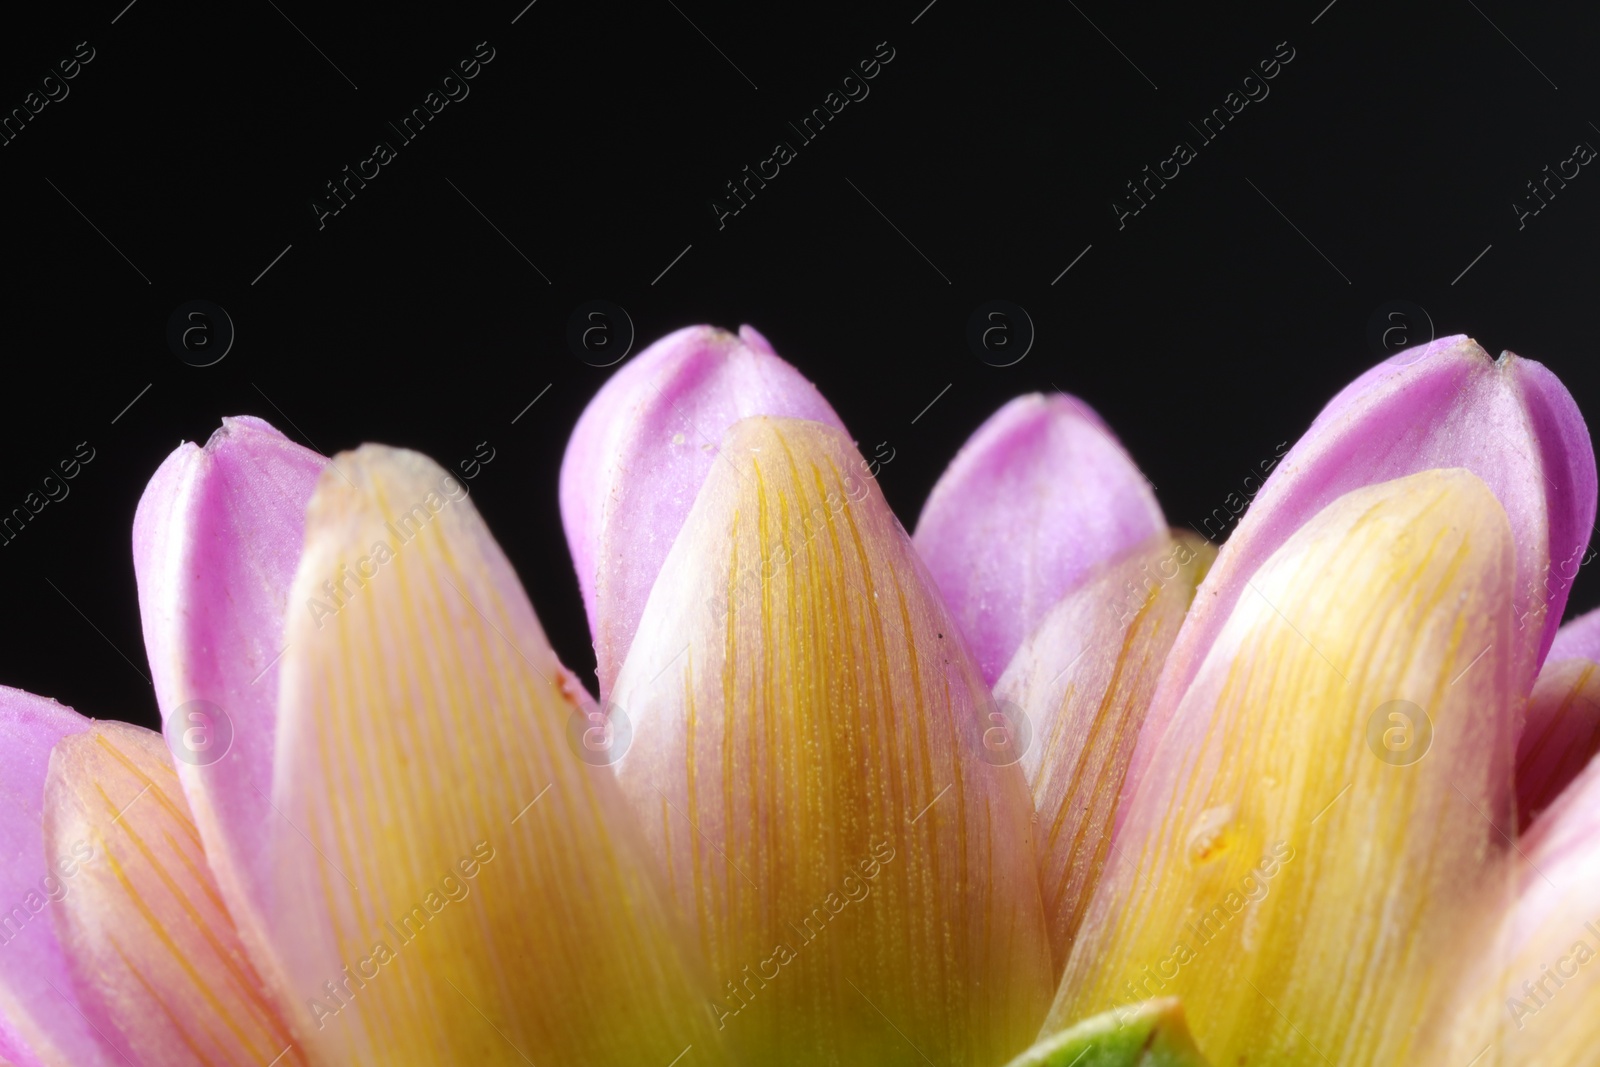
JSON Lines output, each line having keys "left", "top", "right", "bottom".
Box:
{"left": 3, "top": 0, "right": 1597, "bottom": 732}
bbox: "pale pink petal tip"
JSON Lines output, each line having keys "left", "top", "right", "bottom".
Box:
{"left": 130, "top": 414, "right": 325, "bottom": 968}
{"left": 737, "top": 323, "right": 776, "bottom": 354}
{"left": 559, "top": 324, "right": 845, "bottom": 696}
{"left": 1128, "top": 336, "right": 1596, "bottom": 806}
{"left": 912, "top": 392, "right": 1166, "bottom": 684}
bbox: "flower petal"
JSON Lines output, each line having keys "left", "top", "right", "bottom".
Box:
{"left": 131, "top": 415, "right": 325, "bottom": 971}
{"left": 1515, "top": 657, "right": 1600, "bottom": 830}
{"left": 1517, "top": 608, "right": 1600, "bottom": 827}
{"left": 42, "top": 721, "right": 305, "bottom": 1067}
{"left": 263, "top": 446, "right": 730, "bottom": 1066}
{"left": 559, "top": 324, "right": 844, "bottom": 696}
{"left": 995, "top": 531, "right": 1213, "bottom": 972}
{"left": 1128, "top": 337, "right": 1595, "bottom": 810}
{"left": 1049, "top": 469, "right": 1521, "bottom": 1065}
{"left": 0, "top": 689, "right": 120, "bottom": 1067}
{"left": 1422, "top": 749, "right": 1600, "bottom": 1064}
{"left": 610, "top": 416, "right": 1053, "bottom": 1067}
{"left": 1549, "top": 604, "right": 1600, "bottom": 662}
{"left": 912, "top": 393, "right": 1166, "bottom": 684}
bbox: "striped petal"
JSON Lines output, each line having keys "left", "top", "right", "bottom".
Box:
{"left": 610, "top": 416, "right": 1053, "bottom": 1067}
{"left": 560, "top": 324, "right": 844, "bottom": 697}
{"left": 1423, "top": 748, "right": 1600, "bottom": 1064}
{"left": 1048, "top": 469, "right": 1523, "bottom": 1065}
{"left": 913, "top": 393, "right": 1166, "bottom": 684}
{"left": 262, "top": 446, "right": 730, "bottom": 1066}
{"left": 42, "top": 721, "right": 303, "bottom": 1067}
{"left": 0, "top": 689, "right": 120, "bottom": 1067}
{"left": 995, "top": 531, "right": 1212, "bottom": 972}
{"left": 1128, "top": 338, "right": 1595, "bottom": 809}
{"left": 131, "top": 415, "right": 325, "bottom": 978}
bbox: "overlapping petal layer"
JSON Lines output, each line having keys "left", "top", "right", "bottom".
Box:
{"left": 1517, "top": 606, "right": 1600, "bottom": 827}
{"left": 1126, "top": 338, "right": 1595, "bottom": 810}
{"left": 611, "top": 416, "right": 1053, "bottom": 1067}
{"left": 0, "top": 690, "right": 118, "bottom": 1067}
{"left": 913, "top": 393, "right": 1166, "bottom": 684}
{"left": 1424, "top": 743, "right": 1600, "bottom": 1064}
{"left": 1517, "top": 657, "right": 1600, "bottom": 830}
{"left": 131, "top": 415, "right": 325, "bottom": 969}
{"left": 560, "top": 324, "right": 844, "bottom": 696}
{"left": 1049, "top": 469, "right": 1522, "bottom": 1065}
{"left": 42, "top": 722, "right": 304, "bottom": 1067}
{"left": 261, "top": 447, "right": 732, "bottom": 1065}
{"left": 994, "top": 531, "right": 1212, "bottom": 972}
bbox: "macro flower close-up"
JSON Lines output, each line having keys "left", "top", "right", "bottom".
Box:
{"left": 0, "top": 323, "right": 1596, "bottom": 1067}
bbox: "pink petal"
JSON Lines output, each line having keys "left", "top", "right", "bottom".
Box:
{"left": 1423, "top": 746, "right": 1600, "bottom": 1062}
{"left": 912, "top": 393, "right": 1166, "bottom": 684}
{"left": 1126, "top": 336, "right": 1596, "bottom": 813}
{"left": 1515, "top": 603, "right": 1600, "bottom": 830}
{"left": 1549, "top": 604, "right": 1600, "bottom": 663}
{"left": 1516, "top": 657, "right": 1600, "bottom": 830}
{"left": 0, "top": 687, "right": 121, "bottom": 1067}
{"left": 131, "top": 415, "right": 325, "bottom": 971}
{"left": 559, "top": 324, "right": 844, "bottom": 697}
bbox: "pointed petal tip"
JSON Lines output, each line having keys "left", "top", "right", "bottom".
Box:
{"left": 914, "top": 390, "right": 1165, "bottom": 683}
{"left": 1132, "top": 334, "right": 1595, "bottom": 803}
{"left": 1057, "top": 467, "right": 1519, "bottom": 1064}
{"left": 612, "top": 413, "right": 1052, "bottom": 1066}
{"left": 268, "top": 442, "right": 730, "bottom": 1066}
{"left": 737, "top": 322, "right": 776, "bottom": 354}
{"left": 206, "top": 413, "right": 295, "bottom": 449}
{"left": 130, "top": 411, "right": 326, "bottom": 1007}
{"left": 560, "top": 323, "right": 845, "bottom": 697}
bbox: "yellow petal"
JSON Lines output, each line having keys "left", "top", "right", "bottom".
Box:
{"left": 1048, "top": 468, "right": 1523, "bottom": 1065}
{"left": 262, "top": 447, "right": 730, "bottom": 1066}
{"left": 611, "top": 416, "right": 1054, "bottom": 1067}
{"left": 996, "top": 530, "right": 1212, "bottom": 972}
{"left": 43, "top": 722, "right": 305, "bottom": 1067}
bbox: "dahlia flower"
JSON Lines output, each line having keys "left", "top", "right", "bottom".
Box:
{"left": 0, "top": 326, "right": 1593, "bottom": 1067}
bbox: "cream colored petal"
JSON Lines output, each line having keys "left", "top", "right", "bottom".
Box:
{"left": 611, "top": 416, "right": 1053, "bottom": 1067}
{"left": 1047, "top": 469, "right": 1523, "bottom": 1065}
{"left": 1421, "top": 747, "right": 1600, "bottom": 1065}
{"left": 262, "top": 446, "right": 731, "bottom": 1067}
{"left": 43, "top": 722, "right": 305, "bottom": 1067}
{"left": 996, "top": 530, "right": 1212, "bottom": 973}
